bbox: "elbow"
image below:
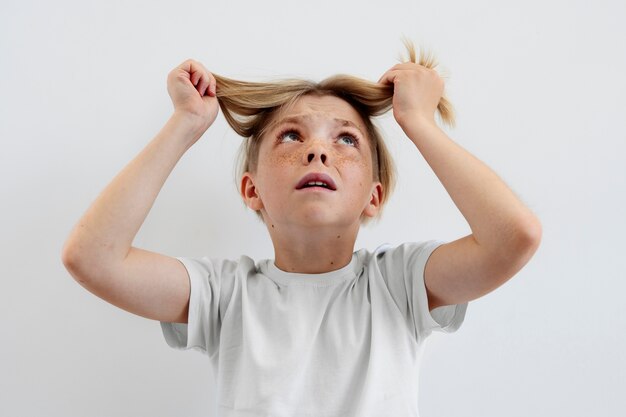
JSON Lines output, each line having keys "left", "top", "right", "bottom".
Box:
{"left": 61, "top": 247, "right": 82, "bottom": 282}
{"left": 516, "top": 216, "right": 543, "bottom": 250}
{"left": 506, "top": 217, "right": 543, "bottom": 269}
{"left": 61, "top": 241, "right": 89, "bottom": 281}
{"left": 61, "top": 247, "right": 95, "bottom": 287}
{"left": 61, "top": 242, "right": 75, "bottom": 269}
{"left": 489, "top": 222, "right": 542, "bottom": 290}
{"left": 61, "top": 239, "right": 81, "bottom": 268}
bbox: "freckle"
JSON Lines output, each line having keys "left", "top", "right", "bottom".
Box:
{"left": 331, "top": 261, "right": 334, "bottom": 265}
{"left": 337, "top": 235, "right": 341, "bottom": 238}
{"left": 272, "top": 224, "right": 275, "bottom": 228}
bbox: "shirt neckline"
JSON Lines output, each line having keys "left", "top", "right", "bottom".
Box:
{"left": 262, "top": 249, "right": 364, "bottom": 285}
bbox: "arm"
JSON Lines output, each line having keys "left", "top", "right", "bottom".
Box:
{"left": 378, "top": 62, "right": 542, "bottom": 310}
{"left": 403, "top": 119, "right": 542, "bottom": 310}
{"left": 61, "top": 113, "right": 203, "bottom": 322}
{"left": 62, "top": 59, "right": 218, "bottom": 322}
{"left": 62, "top": 113, "right": 202, "bottom": 271}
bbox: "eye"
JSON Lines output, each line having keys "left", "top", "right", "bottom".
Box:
{"left": 337, "top": 132, "right": 359, "bottom": 147}
{"left": 277, "top": 128, "right": 301, "bottom": 143}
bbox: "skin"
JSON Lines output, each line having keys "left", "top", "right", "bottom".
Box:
{"left": 62, "top": 57, "right": 541, "bottom": 322}
{"left": 240, "top": 95, "right": 383, "bottom": 273}
{"left": 164, "top": 59, "right": 541, "bottom": 308}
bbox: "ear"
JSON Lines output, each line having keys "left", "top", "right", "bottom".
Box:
{"left": 362, "top": 182, "right": 383, "bottom": 218}
{"left": 240, "top": 172, "right": 264, "bottom": 211}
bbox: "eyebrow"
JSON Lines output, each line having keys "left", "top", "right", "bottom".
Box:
{"left": 270, "top": 114, "right": 366, "bottom": 137}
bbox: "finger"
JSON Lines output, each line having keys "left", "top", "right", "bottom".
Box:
{"left": 380, "top": 62, "right": 423, "bottom": 81}
{"left": 191, "top": 62, "right": 207, "bottom": 95}
{"left": 378, "top": 62, "right": 432, "bottom": 84}
{"left": 190, "top": 70, "right": 201, "bottom": 86}
{"left": 209, "top": 72, "right": 216, "bottom": 95}
{"left": 377, "top": 70, "right": 388, "bottom": 84}
{"left": 377, "top": 70, "right": 397, "bottom": 85}
{"left": 377, "top": 64, "right": 405, "bottom": 84}
{"left": 184, "top": 59, "right": 205, "bottom": 87}
{"left": 198, "top": 62, "right": 216, "bottom": 96}
{"left": 209, "top": 72, "right": 216, "bottom": 96}
{"left": 381, "top": 64, "right": 404, "bottom": 79}
{"left": 393, "top": 62, "right": 418, "bottom": 70}
{"left": 392, "top": 62, "right": 426, "bottom": 71}
{"left": 199, "top": 73, "right": 214, "bottom": 97}
{"left": 197, "top": 74, "right": 209, "bottom": 96}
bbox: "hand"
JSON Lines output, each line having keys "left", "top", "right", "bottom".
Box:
{"left": 167, "top": 59, "right": 219, "bottom": 131}
{"left": 377, "top": 62, "right": 445, "bottom": 129}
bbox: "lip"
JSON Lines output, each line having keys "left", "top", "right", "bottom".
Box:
{"left": 295, "top": 172, "right": 337, "bottom": 191}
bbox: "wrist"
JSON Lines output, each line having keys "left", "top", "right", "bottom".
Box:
{"left": 398, "top": 115, "right": 438, "bottom": 139}
{"left": 169, "top": 112, "right": 210, "bottom": 143}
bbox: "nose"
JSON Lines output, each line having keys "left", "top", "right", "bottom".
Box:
{"left": 307, "top": 152, "right": 326, "bottom": 164}
{"left": 303, "top": 139, "right": 330, "bottom": 165}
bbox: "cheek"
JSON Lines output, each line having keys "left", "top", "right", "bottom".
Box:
{"left": 257, "top": 152, "right": 295, "bottom": 191}
{"left": 267, "top": 147, "right": 368, "bottom": 168}
{"left": 339, "top": 151, "right": 372, "bottom": 183}
{"left": 267, "top": 149, "right": 300, "bottom": 166}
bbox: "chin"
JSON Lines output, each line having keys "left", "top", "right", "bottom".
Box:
{"left": 299, "top": 212, "right": 356, "bottom": 229}
{"left": 267, "top": 206, "right": 357, "bottom": 229}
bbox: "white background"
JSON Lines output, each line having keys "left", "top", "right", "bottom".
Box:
{"left": 1, "top": 1, "right": 624, "bottom": 416}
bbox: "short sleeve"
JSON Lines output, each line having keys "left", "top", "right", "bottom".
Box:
{"left": 159, "top": 256, "right": 221, "bottom": 357}
{"left": 375, "top": 240, "right": 468, "bottom": 341}
{"left": 414, "top": 240, "right": 468, "bottom": 335}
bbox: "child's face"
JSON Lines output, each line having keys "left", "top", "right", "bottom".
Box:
{"left": 241, "top": 94, "right": 383, "bottom": 230}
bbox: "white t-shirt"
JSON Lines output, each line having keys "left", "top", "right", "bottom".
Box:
{"left": 160, "top": 240, "right": 468, "bottom": 417}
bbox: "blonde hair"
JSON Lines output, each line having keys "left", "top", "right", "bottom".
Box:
{"left": 211, "top": 38, "right": 456, "bottom": 225}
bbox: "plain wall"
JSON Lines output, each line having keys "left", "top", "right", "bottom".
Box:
{"left": 1, "top": 0, "right": 624, "bottom": 416}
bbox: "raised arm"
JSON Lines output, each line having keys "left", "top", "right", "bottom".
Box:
{"left": 405, "top": 119, "right": 541, "bottom": 310}
{"left": 61, "top": 59, "right": 218, "bottom": 322}
{"left": 378, "top": 62, "right": 542, "bottom": 310}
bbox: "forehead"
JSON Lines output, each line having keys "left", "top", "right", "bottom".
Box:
{"left": 254, "top": 94, "right": 376, "bottom": 172}
{"left": 265, "top": 94, "right": 368, "bottom": 134}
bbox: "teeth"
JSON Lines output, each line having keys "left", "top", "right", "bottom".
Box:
{"left": 306, "top": 181, "right": 328, "bottom": 188}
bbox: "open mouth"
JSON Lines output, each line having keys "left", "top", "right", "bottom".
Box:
{"left": 295, "top": 173, "right": 337, "bottom": 191}
{"left": 298, "top": 181, "right": 335, "bottom": 191}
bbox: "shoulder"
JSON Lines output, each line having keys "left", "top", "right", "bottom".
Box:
{"left": 369, "top": 240, "right": 444, "bottom": 266}
{"left": 177, "top": 253, "right": 261, "bottom": 280}
{"left": 358, "top": 240, "right": 444, "bottom": 285}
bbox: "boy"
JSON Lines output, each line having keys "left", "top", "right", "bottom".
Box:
{"left": 62, "top": 55, "right": 542, "bottom": 416}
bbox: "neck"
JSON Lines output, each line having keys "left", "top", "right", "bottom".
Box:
{"left": 269, "top": 222, "right": 360, "bottom": 274}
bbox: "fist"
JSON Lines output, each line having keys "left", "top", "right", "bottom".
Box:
{"left": 167, "top": 59, "right": 219, "bottom": 130}
{"left": 377, "top": 62, "right": 445, "bottom": 127}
